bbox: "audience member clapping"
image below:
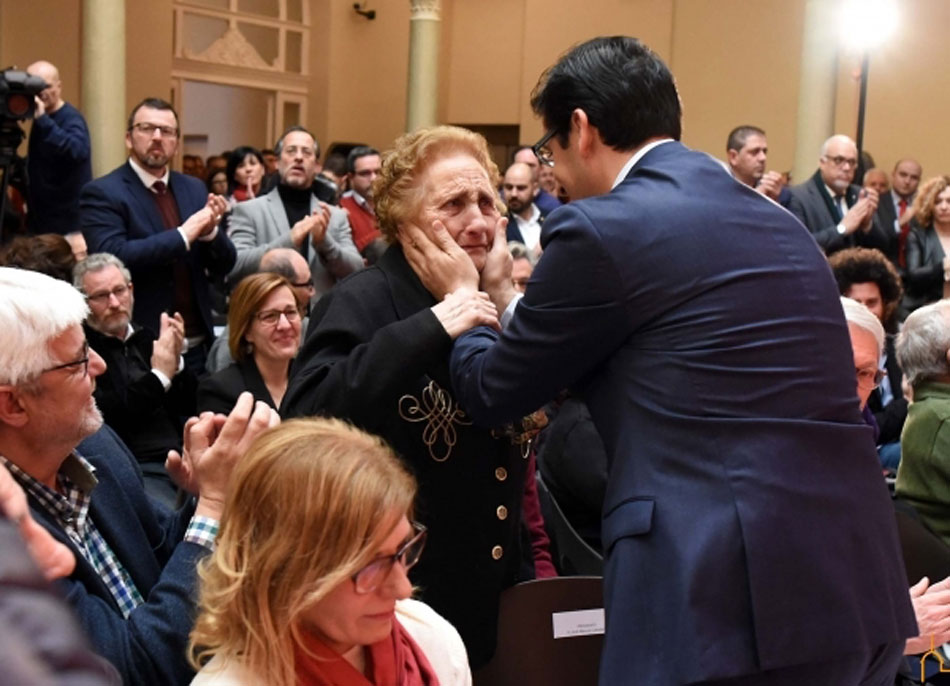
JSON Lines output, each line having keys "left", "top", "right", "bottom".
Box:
{"left": 188, "top": 417, "right": 470, "bottom": 686}
{"left": 198, "top": 272, "right": 302, "bottom": 413}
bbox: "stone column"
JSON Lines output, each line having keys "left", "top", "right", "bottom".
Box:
{"left": 792, "top": 0, "right": 838, "bottom": 184}
{"left": 406, "top": 0, "right": 441, "bottom": 132}
{"left": 82, "top": 0, "right": 127, "bottom": 177}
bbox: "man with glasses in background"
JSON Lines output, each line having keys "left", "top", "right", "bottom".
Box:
{"left": 74, "top": 252, "right": 196, "bottom": 506}
{"left": 80, "top": 98, "right": 236, "bottom": 376}
{"left": 340, "top": 145, "right": 387, "bottom": 263}
{"left": 0, "top": 266, "right": 278, "bottom": 685}
{"left": 788, "top": 133, "right": 882, "bottom": 255}
{"left": 228, "top": 126, "right": 363, "bottom": 298}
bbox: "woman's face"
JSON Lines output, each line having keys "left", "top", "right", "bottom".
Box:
{"left": 244, "top": 287, "right": 301, "bottom": 363}
{"left": 300, "top": 514, "right": 414, "bottom": 655}
{"left": 234, "top": 153, "right": 264, "bottom": 188}
{"left": 405, "top": 153, "right": 499, "bottom": 272}
{"left": 210, "top": 171, "right": 228, "bottom": 196}
{"left": 934, "top": 187, "right": 950, "bottom": 225}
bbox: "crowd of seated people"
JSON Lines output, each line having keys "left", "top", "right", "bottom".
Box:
{"left": 5, "top": 73, "right": 950, "bottom": 685}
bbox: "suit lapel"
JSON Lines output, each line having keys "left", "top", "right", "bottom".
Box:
{"left": 121, "top": 162, "right": 168, "bottom": 236}
{"left": 265, "top": 188, "right": 291, "bottom": 236}
{"left": 809, "top": 171, "right": 841, "bottom": 221}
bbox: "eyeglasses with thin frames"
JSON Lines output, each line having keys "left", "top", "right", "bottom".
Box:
{"left": 351, "top": 522, "right": 427, "bottom": 594}
{"left": 856, "top": 367, "right": 886, "bottom": 389}
{"left": 532, "top": 129, "right": 557, "bottom": 168}
{"left": 822, "top": 155, "right": 858, "bottom": 169}
{"left": 85, "top": 283, "right": 131, "bottom": 305}
{"left": 41, "top": 340, "right": 90, "bottom": 378}
{"left": 255, "top": 306, "right": 302, "bottom": 326}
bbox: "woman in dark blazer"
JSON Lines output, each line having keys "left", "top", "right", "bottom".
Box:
{"left": 197, "top": 273, "right": 301, "bottom": 414}
{"left": 904, "top": 175, "right": 950, "bottom": 313}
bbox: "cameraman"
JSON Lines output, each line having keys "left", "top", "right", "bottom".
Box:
{"left": 25, "top": 60, "right": 91, "bottom": 235}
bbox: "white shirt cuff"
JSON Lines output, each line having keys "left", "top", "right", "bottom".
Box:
{"left": 151, "top": 368, "right": 172, "bottom": 391}
{"left": 177, "top": 227, "right": 191, "bottom": 250}
{"left": 500, "top": 293, "right": 523, "bottom": 330}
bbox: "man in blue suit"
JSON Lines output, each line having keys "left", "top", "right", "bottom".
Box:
{"left": 414, "top": 37, "right": 917, "bottom": 685}
{"left": 80, "top": 98, "right": 235, "bottom": 372}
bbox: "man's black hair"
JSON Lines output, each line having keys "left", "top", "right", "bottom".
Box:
{"left": 345, "top": 146, "right": 380, "bottom": 174}
{"left": 529, "top": 36, "right": 681, "bottom": 150}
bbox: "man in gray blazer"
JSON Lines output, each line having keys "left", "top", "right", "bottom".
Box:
{"left": 228, "top": 126, "right": 363, "bottom": 297}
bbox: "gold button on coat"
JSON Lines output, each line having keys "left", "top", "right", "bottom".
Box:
{"left": 496, "top": 505, "right": 508, "bottom": 520}
{"left": 495, "top": 467, "right": 508, "bottom": 481}
{"left": 491, "top": 545, "right": 504, "bottom": 560}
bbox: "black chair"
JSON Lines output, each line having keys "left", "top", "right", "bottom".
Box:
{"left": 536, "top": 473, "right": 604, "bottom": 576}
{"left": 893, "top": 496, "right": 950, "bottom": 585}
{"left": 474, "top": 577, "right": 604, "bottom": 686}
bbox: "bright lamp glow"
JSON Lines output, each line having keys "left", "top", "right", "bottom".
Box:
{"left": 839, "top": 0, "right": 899, "bottom": 51}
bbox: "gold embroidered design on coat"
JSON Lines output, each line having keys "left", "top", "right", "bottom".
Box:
{"left": 398, "top": 380, "right": 471, "bottom": 462}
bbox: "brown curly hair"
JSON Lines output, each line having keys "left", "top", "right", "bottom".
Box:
{"left": 373, "top": 125, "right": 502, "bottom": 242}
{"left": 827, "top": 247, "right": 903, "bottom": 330}
{"left": 911, "top": 175, "right": 950, "bottom": 228}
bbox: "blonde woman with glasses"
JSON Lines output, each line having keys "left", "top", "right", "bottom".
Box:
{"left": 189, "top": 417, "right": 470, "bottom": 686}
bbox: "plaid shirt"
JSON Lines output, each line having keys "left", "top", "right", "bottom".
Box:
{"left": 1, "top": 453, "right": 145, "bottom": 617}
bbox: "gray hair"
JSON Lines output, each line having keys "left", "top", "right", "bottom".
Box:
{"left": 840, "top": 297, "right": 885, "bottom": 357}
{"left": 274, "top": 125, "right": 319, "bottom": 158}
{"left": 508, "top": 241, "right": 538, "bottom": 267}
{"left": 896, "top": 300, "right": 950, "bottom": 388}
{"left": 0, "top": 267, "right": 88, "bottom": 385}
{"left": 72, "top": 253, "right": 132, "bottom": 292}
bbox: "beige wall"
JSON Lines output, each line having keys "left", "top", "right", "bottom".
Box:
{"left": 0, "top": 0, "right": 946, "bottom": 177}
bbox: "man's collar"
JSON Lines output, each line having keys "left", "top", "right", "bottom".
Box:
{"left": 128, "top": 156, "right": 169, "bottom": 188}
{"left": 515, "top": 203, "right": 541, "bottom": 224}
{"left": 611, "top": 138, "right": 675, "bottom": 190}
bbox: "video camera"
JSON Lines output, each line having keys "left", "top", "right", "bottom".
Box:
{"left": 0, "top": 68, "right": 46, "bottom": 165}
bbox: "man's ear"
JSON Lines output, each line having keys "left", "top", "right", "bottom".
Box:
{"left": 571, "top": 109, "right": 597, "bottom": 159}
{"left": 726, "top": 149, "right": 738, "bottom": 166}
{"left": 0, "top": 386, "right": 29, "bottom": 428}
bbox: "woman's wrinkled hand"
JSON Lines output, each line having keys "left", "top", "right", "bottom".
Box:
{"left": 401, "top": 221, "right": 479, "bottom": 299}
{"left": 431, "top": 288, "right": 499, "bottom": 339}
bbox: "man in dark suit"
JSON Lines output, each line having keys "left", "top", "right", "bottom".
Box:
{"left": 502, "top": 161, "right": 547, "bottom": 255}
{"left": 873, "top": 158, "right": 923, "bottom": 268}
{"left": 408, "top": 37, "right": 916, "bottom": 685}
{"left": 80, "top": 98, "right": 236, "bottom": 373}
{"left": 787, "top": 134, "right": 881, "bottom": 255}
{"left": 0, "top": 266, "right": 277, "bottom": 684}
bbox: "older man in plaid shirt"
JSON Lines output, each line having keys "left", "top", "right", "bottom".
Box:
{"left": 0, "top": 267, "right": 277, "bottom": 685}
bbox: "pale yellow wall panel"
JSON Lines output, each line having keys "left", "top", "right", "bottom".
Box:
{"left": 444, "top": 0, "right": 525, "bottom": 125}
{"left": 324, "top": 1, "right": 411, "bottom": 151}
{"left": 670, "top": 0, "right": 804, "bottom": 175}
{"left": 517, "top": 0, "right": 675, "bottom": 144}
{"left": 127, "top": 0, "right": 175, "bottom": 116}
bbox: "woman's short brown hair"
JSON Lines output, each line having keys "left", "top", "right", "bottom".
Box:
{"left": 189, "top": 418, "right": 416, "bottom": 685}
{"left": 374, "top": 125, "right": 501, "bottom": 242}
{"left": 911, "top": 175, "right": 950, "bottom": 228}
{"left": 227, "top": 272, "right": 294, "bottom": 362}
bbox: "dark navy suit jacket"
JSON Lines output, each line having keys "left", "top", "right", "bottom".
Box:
{"left": 451, "top": 142, "right": 916, "bottom": 685}
{"left": 80, "top": 162, "right": 236, "bottom": 337}
{"left": 24, "top": 425, "right": 203, "bottom": 685}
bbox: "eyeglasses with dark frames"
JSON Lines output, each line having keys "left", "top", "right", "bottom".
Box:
{"left": 532, "top": 129, "right": 557, "bottom": 168}
{"left": 129, "top": 122, "right": 178, "bottom": 139}
{"left": 41, "top": 340, "right": 90, "bottom": 378}
{"left": 351, "top": 522, "right": 427, "bottom": 594}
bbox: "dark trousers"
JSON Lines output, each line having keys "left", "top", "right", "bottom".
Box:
{"left": 690, "top": 641, "right": 905, "bottom": 686}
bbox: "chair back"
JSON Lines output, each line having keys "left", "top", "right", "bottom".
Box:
{"left": 474, "top": 576, "right": 604, "bottom": 686}
{"left": 536, "top": 473, "right": 604, "bottom": 576}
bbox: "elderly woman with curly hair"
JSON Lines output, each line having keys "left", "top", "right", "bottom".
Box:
{"left": 282, "top": 126, "right": 536, "bottom": 668}
{"left": 189, "top": 418, "right": 470, "bottom": 686}
{"left": 904, "top": 175, "right": 950, "bottom": 312}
